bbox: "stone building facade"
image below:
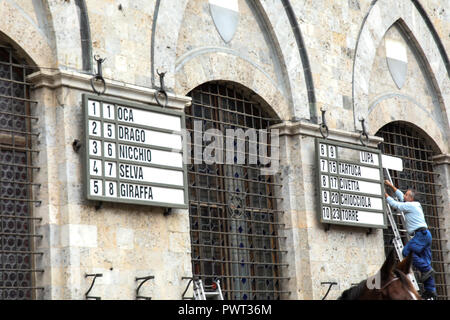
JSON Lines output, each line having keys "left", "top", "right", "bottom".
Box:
{"left": 0, "top": 0, "right": 448, "bottom": 300}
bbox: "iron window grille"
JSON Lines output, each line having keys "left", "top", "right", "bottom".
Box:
{"left": 377, "top": 122, "right": 448, "bottom": 299}
{"left": 0, "top": 44, "right": 42, "bottom": 300}
{"left": 185, "top": 82, "right": 288, "bottom": 300}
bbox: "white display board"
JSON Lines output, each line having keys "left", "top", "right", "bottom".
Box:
{"left": 84, "top": 94, "right": 188, "bottom": 208}
{"left": 316, "top": 139, "right": 386, "bottom": 229}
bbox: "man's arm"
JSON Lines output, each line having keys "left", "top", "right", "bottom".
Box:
{"left": 394, "top": 189, "right": 404, "bottom": 202}
{"left": 384, "top": 180, "right": 407, "bottom": 210}
{"left": 386, "top": 195, "right": 411, "bottom": 211}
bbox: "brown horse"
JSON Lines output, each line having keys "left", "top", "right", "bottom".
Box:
{"left": 338, "top": 249, "right": 421, "bottom": 300}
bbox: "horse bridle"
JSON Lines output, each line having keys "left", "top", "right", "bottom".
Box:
{"left": 376, "top": 273, "right": 419, "bottom": 300}
{"left": 378, "top": 277, "right": 399, "bottom": 291}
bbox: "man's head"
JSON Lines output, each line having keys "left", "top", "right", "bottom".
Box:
{"left": 404, "top": 189, "right": 416, "bottom": 202}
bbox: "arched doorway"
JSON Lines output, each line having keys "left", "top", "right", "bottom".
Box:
{"left": 377, "top": 121, "right": 447, "bottom": 299}
{"left": 185, "top": 81, "right": 287, "bottom": 300}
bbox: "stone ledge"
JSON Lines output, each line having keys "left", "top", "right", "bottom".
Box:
{"left": 271, "top": 121, "right": 383, "bottom": 148}
{"left": 27, "top": 69, "right": 192, "bottom": 111}
{"left": 432, "top": 154, "right": 450, "bottom": 165}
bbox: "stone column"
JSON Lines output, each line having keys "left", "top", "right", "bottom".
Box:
{"left": 29, "top": 82, "right": 69, "bottom": 299}
{"left": 432, "top": 154, "right": 450, "bottom": 293}
{"left": 276, "top": 127, "right": 312, "bottom": 299}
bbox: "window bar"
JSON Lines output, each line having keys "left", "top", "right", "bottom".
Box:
{"left": 215, "top": 90, "right": 232, "bottom": 299}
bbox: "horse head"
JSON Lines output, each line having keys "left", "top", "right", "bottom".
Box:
{"left": 338, "top": 249, "right": 421, "bottom": 300}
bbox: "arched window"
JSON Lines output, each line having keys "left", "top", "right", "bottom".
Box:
{"left": 0, "top": 44, "right": 40, "bottom": 300}
{"left": 186, "top": 82, "right": 287, "bottom": 300}
{"left": 377, "top": 122, "right": 447, "bottom": 299}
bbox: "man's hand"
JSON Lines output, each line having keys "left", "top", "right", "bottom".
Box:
{"left": 385, "top": 192, "right": 390, "bottom": 198}
{"left": 384, "top": 180, "right": 397, "bottom": 192}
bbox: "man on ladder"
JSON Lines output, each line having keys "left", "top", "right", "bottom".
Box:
{"left": 384, "top": 180, "right": 437, "bottom": 300}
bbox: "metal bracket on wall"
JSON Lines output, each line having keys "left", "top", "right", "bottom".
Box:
{"left": 319, "top": 107, "right": 329, "bottom": 138}
{"left": 95, "top": 201, "right": 103, "bottom": 211}
{"left": 85, "top": 273, "right": 103, "bottom": 300}
{"left": 154, "top": 69, "right": 168, "bottom": 107}
{"left": 90, "top": 55, "right": 107, "bottom": 95}
{"left": 135, "top": 275, "right": 155, "bottom": 300}
{"left": 320, "top": 281, "right": 338, "bottom": 300}
{"left": 72, "top": 139, "right": 82, "bottom": 153}
{"left": 181, "top": 276, "right": 194, "bottom": 300}
{"left": 163, "top": 208, "right": 172, "bottom": 216}
{"left": 358, "top": 117, "right": 369, "bottom": 146}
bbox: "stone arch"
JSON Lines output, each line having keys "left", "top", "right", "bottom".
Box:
{"left": 353, "top": 0, "right": 449, "bottom": 133}
{"left": 151, "top": 0, "right": 189, "bottom": 89}
{"left": 0, "top": 0, "right": 56, "bottom": 67}
{"left": 152, "top": 0, "right": 310, "bottom": 121}
{"left": 368, "top": 95, "right": 445, "bottom": 154}
{"left": 74, "top": 0, "right": 93, "bottom": 72}
{"left": 175, "top": 49, "right": 290, "bottom": 122}
{"left": 47, "top": 0, "right": 86, "bottom": 70}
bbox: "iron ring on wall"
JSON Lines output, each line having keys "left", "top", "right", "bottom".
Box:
{"left": 319, "top": 123, "right": 329, "bottom": 138}
{"left": 90, "top": 76, "right": 106, "bottom": 95}
{"left": 154, "top": 89, "right": 168, "bottom": 108}
{"left": 359, "top": 131, "right": 369, "bottom": 146}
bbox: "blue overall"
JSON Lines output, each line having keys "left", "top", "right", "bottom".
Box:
{"left": 402, "top": 229, "right": 436, "bottom": 293}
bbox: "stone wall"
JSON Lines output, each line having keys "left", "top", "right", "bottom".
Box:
{"left": 0, "top": 0, "right": 447, "bottom": 299}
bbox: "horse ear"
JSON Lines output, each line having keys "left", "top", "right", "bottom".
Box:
{"left": 380, "top": 249, "right": 396, "bottom": 281}
{"left": 397, "top": 252, "right": 413, "bottom": 274}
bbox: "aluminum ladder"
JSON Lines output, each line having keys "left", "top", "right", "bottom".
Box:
{"left": 182, "top": 278, "right": 224, "bottom": 300}
{"left": 195, "top": 279, "right": 224, "bottom": 300}
{"left": 383, "top": 167, "right": 419, "bottom": 291}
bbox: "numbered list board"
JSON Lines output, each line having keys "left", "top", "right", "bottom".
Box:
{"left": 83, "top": 94, "right": 188, "bottom": 208}
{"left": 316, "top": 138, "right": 386, "bottom": 229}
